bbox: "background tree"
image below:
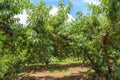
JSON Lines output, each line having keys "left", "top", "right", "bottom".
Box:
{"left": 26, "top": 0, "right": 73, "bottom": 64}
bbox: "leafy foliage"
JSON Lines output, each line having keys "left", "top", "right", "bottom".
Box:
{"left": 0, "top": 0, "right": 31, "bottom": 79}
{"left": 0, "top": 0, "right": 120, "bottom": 79}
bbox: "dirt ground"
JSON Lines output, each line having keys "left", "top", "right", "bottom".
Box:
{"left": 18, "top": 64, "right": 93, "bottom": 80}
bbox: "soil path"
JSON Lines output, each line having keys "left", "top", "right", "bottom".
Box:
{"left": 18, "top": 64, "right": 93, "bottom": 80}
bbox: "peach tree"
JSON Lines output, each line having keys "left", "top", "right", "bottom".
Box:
{"left": 0, "top": 0, "right": 31, "bottom": 79}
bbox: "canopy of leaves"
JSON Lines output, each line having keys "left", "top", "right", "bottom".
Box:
{"left": 0, "top": 0, "right": 120, "bottom": 79}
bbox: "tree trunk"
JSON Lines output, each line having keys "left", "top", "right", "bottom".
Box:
{"left": 103, "top": 33, "right": 113, "bottom": 80}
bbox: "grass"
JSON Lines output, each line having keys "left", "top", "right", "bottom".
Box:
{"left": 26, "top": 57, "right": 82, "bottom": 67}
{"left": 21, "top": 57, "right": 85, "bottom": 74}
